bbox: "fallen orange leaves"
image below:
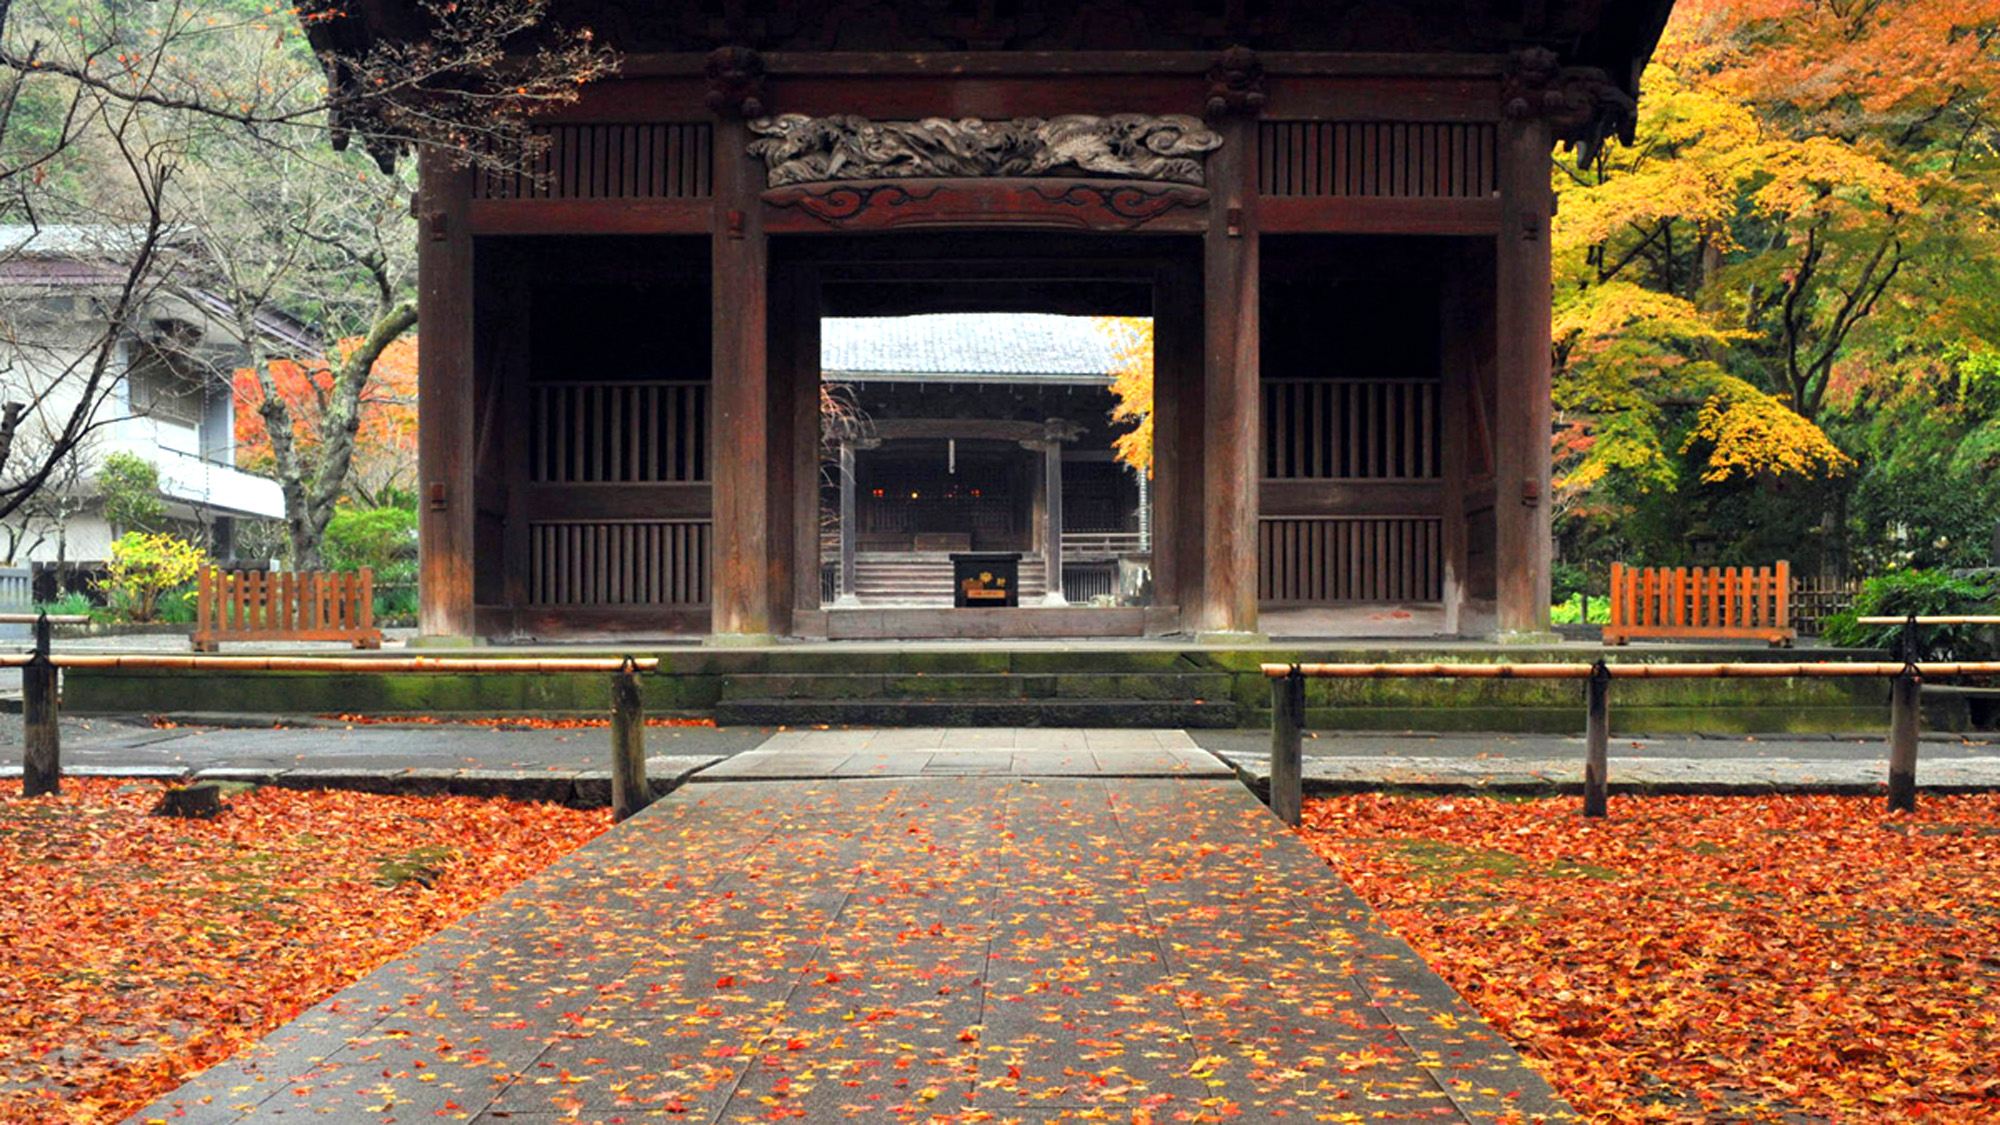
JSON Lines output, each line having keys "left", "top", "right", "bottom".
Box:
{"left": 1300, "top": 793, "right": 2000, "bottom": 1124}
{"left": 0, "top": 778, "right": 608, "bottom": 1123}
{"left": 320, "top": 713, "right": 718, "bottom": 728}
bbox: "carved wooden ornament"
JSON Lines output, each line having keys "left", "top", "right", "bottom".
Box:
{"left": 747, "top": 113, "right": 1224, "bottom": 187}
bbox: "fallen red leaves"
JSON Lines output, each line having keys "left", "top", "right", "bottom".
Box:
{"left": 1300, "top": 793, "right": 2000, "bottom": 1123}
{"left": 148, "top": 714, "right": 718, "bottom": 730}
{"left": 0, "top": 778, "right": 608, "bottom": 1123}
{"left": 315, "top": 714, "right": 719, "bottom": 729}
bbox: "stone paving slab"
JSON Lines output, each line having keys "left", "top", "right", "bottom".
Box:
{"left": 127, "top": 775, "right": 1575, "bottom": 1124}
{"left": 697, "top": 728, "right": 1231, "bottom": 780}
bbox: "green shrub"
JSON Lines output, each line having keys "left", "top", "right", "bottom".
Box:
{"left": 34, "top": 592, "right": 96, "bottom": 619}
{"left": 374, "top": 585, "right": 419, "bottom": 625}
{"left": 1821, "top": 570, "right": 1995, "bottom": 660}
{"left": 1550, "top": 595, "right": 1609, "bottom": 625}
{"left": 324, "top": 507, "right": 416, "bottom": 583}
{"left": 104, "top": 533, "right": 206, "bottom": 622}
{"left": 1551, "top": 562, "right": 1592, "bottom": 604}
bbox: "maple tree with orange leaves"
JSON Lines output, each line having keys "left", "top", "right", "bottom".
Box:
{"left": 233, "top": 335, "right": 418, "bottom": 511}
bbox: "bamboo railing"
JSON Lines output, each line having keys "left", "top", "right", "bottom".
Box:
{"left": 10, "top": 628, "right": 660, "bottom": 822}
{"left": 1258, "top": 659, "right": 1997, "bottom": 826}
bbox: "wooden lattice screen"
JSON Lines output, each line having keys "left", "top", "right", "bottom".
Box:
{"left": 1258, "top": 517, "right": 1444, "bottom": 604}
{"left": 1258, "top": 122, "right": 1498, "bottom": 198}
{"left": 1262, "top": 378, "right": 1441, "bottom": 480}
{"left": 532, "top": 382, "right": 708, "bottom": 484}
{"left": 474, "top": 123, "right": 714, "bottom": 201}
{"left": 529, "top": 520, "right": 711, "bottom": 606}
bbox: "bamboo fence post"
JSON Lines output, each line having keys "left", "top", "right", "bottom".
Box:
{"left": 1584, "top": 659, "right": 1610, "bottom": 818}
{"left": 1270, "top": 665, "right": 1305, "bottom": 827}
{"left": 1888, "top": 668, "right": 1921, "bottom": 814}
{"left": 22, "top": 614, "right": 59, "bottom": 798}
{"left": 610, "top": 660, "right": 649, "bottom": 822}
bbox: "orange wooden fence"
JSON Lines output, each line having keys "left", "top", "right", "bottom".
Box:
{"left": 192, "top": 567, "right": 381, "bottom": 651}
{"left": 1604, "top": 561, "right": 1794, "bottom": 647}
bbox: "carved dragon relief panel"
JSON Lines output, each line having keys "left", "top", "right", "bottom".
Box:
{"left": 747, "top": 113, "right": 1224, "bottom": 187}
{"left": 748, "top": 113, "right": 1221, "bottom": 230}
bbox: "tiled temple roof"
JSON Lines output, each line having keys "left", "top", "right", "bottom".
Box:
{"left": 822, "top": 313, "right": 1127, "bottom": 384}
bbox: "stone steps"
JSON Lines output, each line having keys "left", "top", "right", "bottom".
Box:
{"left": 717, "top": 671, "right": 1235, "bottom": 701}
{"left": 711, "top": 697, "right": 1240, "bottom": 728}
{"left": 850, "top": 552, "right": 1048, "bottom": 600}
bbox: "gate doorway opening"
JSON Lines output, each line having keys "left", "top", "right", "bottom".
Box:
{"left": 820, "top": 312, "right": 1154, "bottom": 609}
{"left": 776, "top": 233, "right": 1191, "bottom": 639}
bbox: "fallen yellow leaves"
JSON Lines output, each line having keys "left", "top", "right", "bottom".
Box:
{"left": 0, "top": 777, "right": 608, "bottom": 1124}
{"left": 1301, "top": 792, "right": 2000, "bottom": 1123}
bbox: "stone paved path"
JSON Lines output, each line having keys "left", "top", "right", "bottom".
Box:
{"left": 129, "top": 742, "right": 1573, "bottom": 1124}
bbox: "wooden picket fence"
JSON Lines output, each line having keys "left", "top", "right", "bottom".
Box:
{"left": 1604, "top": 561, "right": 1795, "bottom": 646}
{"left": 192, "top": 567, "right": 382, "bottom": 651}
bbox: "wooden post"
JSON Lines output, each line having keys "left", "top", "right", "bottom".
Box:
{"left": 417, "top": 150, "right": 478, "bottom": 640}
{"left": 1269, "top": 667, "right": 1304, "bottom": 827}
{"left": 610, "top": 664, "right": 649, "bottom": 822}
{"left": 1043, "top": 439, "right": 1067, "bottom": 606}
{"left": 1888, "top": 669, "right": 1921, "bottom": 813}
{"left": 1493, "top": 106, "right": 1556, "bottom": 637}
{"left": 1198, "top": 112, "right": 1261, "bottom": 639}
{"left": 836, "top": 439, "right": 859, "bottom": 606}
{"left": 709, "top": 115, "right": 773, "bottom": 640}
{"left": 1583, "top": 660, "right": 1610, "bottom": 818}
{"left": 22, "top": 614, "right": 59, "bottom": 798}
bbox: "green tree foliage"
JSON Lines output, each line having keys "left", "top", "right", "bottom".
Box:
{"left": 1551, "top": 0, "right": 2000, "bottom": 578}
{"left": 94, "top": 452, "right": 163, "bottom": 534}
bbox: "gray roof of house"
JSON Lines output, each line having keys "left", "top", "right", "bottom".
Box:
{"left": 822, "top": 313, "right": 1125, "bottom": 384}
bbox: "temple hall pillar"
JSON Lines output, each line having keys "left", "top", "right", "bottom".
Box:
{"left": 835, "top": 438, "right": 862, "bottom": 606}
{"left": 415, "top": 150, "right": 476, "bottom": 641}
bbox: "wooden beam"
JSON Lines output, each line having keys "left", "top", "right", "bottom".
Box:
{"left": 1257, "top": 196, "right": 1501, "bottom": 235}
{"left": 709, "top": 118, "right": 773, "bottom": 639}
{"left": 1263, "top": 77, "right": 1503, "bottom": 122}
{"left": 466, "top": 198, "right": 713, "bottom": 236}
{"left": 617, "top": 51, "right": 1509, "bottom": 79}
{"left": 1492, "top": 114, "right": 1555, "bottom": 637}
{"left": 1259, "top": 480, "right": 1446, "bottom": 517}
{"left": 418, "top": 151, "right": 478, "bottom": 640}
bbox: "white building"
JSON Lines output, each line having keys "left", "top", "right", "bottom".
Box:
{"left": 0, "top": 226, "right": 289, "bottom": 570}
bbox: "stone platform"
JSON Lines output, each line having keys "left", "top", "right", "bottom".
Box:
{"left": 55, "top": 638, "right": 1918, "bottom": 735}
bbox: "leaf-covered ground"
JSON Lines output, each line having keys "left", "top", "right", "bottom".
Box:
{"left": 1300, "top": 793, "right": 2000, "bottom": 1123}
{"left": 0, "top": 778, "right": 609, "bottom": 1124}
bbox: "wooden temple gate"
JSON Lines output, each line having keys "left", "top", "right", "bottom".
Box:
{"left": 363, "top": 1, "right": 1669, "bottom": 642}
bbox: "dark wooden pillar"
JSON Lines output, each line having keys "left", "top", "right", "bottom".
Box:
{"left": 710, "top": 116, "right": 773, "bottom": 640}
{"left": 1198, "top": 113, "right": 1261, "bottom": 638}
{"left": 417, "top": 151, "right": 476, "bottom": 641}
{"left": 1494, "top": 114, "right": 1556, "bottom": 637}
{"left": 836, "top": 439, "right": 859, "bottom": 605}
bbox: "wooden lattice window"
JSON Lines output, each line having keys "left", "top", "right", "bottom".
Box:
{"left": 1259, "top": 122, "right": 1498, "bottom": 198}
{"left": 475, "top": 124, "right": 713, "bottom": 201}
